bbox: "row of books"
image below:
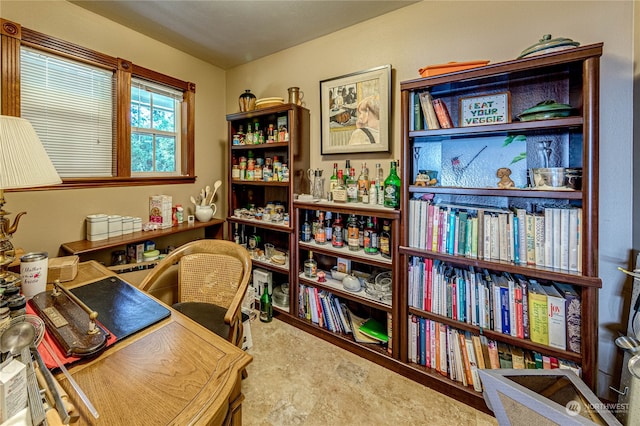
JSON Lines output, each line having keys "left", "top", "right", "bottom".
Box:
{"left": 408, "top": 199, "right": 583, "bottom": 272}
{"left": 408, "top": 315, "right": 582, "bottom": 392}
{"left": 298, "top": 284, "right": 392, "bottom": 351}
{"left": 407, "top": 257, "right": 581, "bottom": 353}
{"left": 412, "top": 91, "right": 454, "bottom": 130}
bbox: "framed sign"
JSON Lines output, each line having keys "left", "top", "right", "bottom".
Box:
{"left": 320, "top": 65, "right": 391, "bottom": 154}
{"left": 459, "top": 92, "right": 510, "bottom": 127}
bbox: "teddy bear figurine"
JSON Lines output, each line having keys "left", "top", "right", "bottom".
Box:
{"left": 496, "top": 167, "right": 515, "bottom": 189}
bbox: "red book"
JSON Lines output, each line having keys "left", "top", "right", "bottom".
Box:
{"left": 432, "top": 98, "right": 454, "bottom": 128}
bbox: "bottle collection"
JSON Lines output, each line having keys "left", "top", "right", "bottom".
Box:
{"left": 232, "top": 121, "right": 289, "bottom": 146}
{"left": 301, "top": 210, "right": 392, "bottom": 259}
{"left": 232, "top": 151, "right": 289, "bottom": 183}
{"left": 327, "top": 160, "right": 400, "bottom": 209}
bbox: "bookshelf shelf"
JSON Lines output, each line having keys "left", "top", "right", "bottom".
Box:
{"left": 400, "top": 44, "right": 603, "bottom": 407}
{"left": 299, "top": 273, "right": 392, "bottom": 312}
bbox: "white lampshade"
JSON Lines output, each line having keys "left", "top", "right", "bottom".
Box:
{"left": 0, "top": 115, "right": 61, "bottom": 189}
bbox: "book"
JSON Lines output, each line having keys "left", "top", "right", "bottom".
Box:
{"left": 511, "top": 346, "right": 525, "bottom": 369}
{"left": 497, "top": 342, "right": 513, "bottom": 368}
{"left": 486, "top": 339, "right": 500, "bottom": 369}
{"left": 528, "top": 280, "right": 549, "bottom": 345}
{"left": 413, "top": 91, "right": 424, "bottom": 131}
{"left": 525, "top": 212, "right": 536, "bottom": 265}
{"left": 345, "top": 309, "right": 381, "bottom": 344}
{"left": 418, "top": 91, "right": 440, "bottom": 130}
{"left": 559, "top": 207, "right": 570, "bottom": 270}
{"left": 359, "top": 318, "right": 389, "bottom": 343}
{"left": 432, "top": 98, "right": 453, "bottom": 128}
{"left": 514, "top": 274, "right": 531, "bottom": 339}
{"left": 553, "top": 282, "right": 581, "bottom": 353}
{"left": 534, "top": 214, "right": 545, "bottom": 267}
{"left": 541, "top": 283, "right": 567, "bottom": 351}
{"left": 471, "top": 335, "right": 486, "bottom": 370}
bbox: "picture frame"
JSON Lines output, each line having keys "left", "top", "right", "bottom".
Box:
{"left": 459, "top": 92, "right": 511, "bottom": 127}
{"left": 320, "top": 65, "right": 391, "bottom": 154}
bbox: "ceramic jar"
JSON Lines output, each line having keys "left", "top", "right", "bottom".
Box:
{"left": 239, "top": 89, "right": 256, "bottom": 112}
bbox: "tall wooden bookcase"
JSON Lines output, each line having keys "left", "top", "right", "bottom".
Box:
{"left": 398, "top": 44, "right": 603, "bottom": 408}
{"left": 225, "top": 104, "right": 310, "bottom": 313}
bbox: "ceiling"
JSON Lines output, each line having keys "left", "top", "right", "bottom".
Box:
{"left": 71, "top": 1, "right": 418, "bottom": 70}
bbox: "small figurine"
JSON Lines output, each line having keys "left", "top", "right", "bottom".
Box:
{"left": 496, "top": 167, "right": 515, "bottom": 189}
{"left": 415, "top": 170, "right": 438, "bottom": 186}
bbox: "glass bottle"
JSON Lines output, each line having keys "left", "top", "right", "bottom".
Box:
{"left": 332, "top": 170, "right": 347, "bottom": 203}
{"left": 347, "top": 214, "right": 359, "bottom": 251}
{"left": 311, "top": 210, "right": 320, "bottom": 239}
{"left": 364, "top": 217, "right": 379, "bottom": 255}
{"left": 383, "top": 160, "right": 401, "bottom": 209}
{"left": 332, "top": 214, "right": 344, "bottom": 247}
{"left": 329, "top": 163, "right": 339, "bottom": 194}
{"left": 346, "top": 168, "right": 358, "bottom": 203}
{"left": 344, "top": 159, "right": 351, "bottom": 185}
{"left": 376, "top": 163, "right": 385, "bottom": 205}
{"left": 315, "top": 211, "right": 326, "bottom": 244}
{"left": 357, "top": 162, "right": 369, "bottom": 202}
{"left": 362, "top": 186, "right": 369, "bottom": 204}
{"left": 368, "top": 180, "right": 377, "bottom": 205}
{"left": 380, "top": 220, "right": 392, "bottom": 259}
{"left": 259, "top": 283, "right": 273, "bottom": 323}
{"left": 304, "top": 250, "right": 317, "bottom": 278}
{"left": 246, "top": 123, "right": 254, "bottom": 145}
{"left": 358, "top": 216, "right": 365, "bottom": 249}
{"left": 301, "top": 211, "right": 312, "bottom": 242}
{"left": 324, "top": 211, "right": 333, "bottom": 243}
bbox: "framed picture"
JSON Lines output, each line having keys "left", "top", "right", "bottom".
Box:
{"left": 320, "top": 65, "right": 391, "bottom": 154}
{"left": 459, "top": 92, "right": 511, "bottom": 127}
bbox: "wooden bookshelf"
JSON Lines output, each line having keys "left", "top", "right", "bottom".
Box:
{"left": 399, "top": 44, "right": 603, "bottom": 408}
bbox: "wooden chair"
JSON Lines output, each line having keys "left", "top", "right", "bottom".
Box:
{"left": 139, "top": 239, "right": 252, "bottom": 350}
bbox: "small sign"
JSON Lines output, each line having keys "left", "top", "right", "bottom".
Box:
{"left": 459, "top": 92, "right": 510, "bottom": 127}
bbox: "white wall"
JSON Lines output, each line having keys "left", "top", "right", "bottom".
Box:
{"left": 226, "top": 1, "right": 634, "bottom": 399}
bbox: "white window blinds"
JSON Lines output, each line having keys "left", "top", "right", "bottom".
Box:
{"left": 20, "top": 46, "right": 114, "bottom": 178}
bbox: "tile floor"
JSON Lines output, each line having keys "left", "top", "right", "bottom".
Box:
{"left": 242, "top": 316, "right": 498, "bottom": 425}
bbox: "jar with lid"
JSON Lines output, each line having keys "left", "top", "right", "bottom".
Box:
{"left": 238, "top": 89, "right": 256, "bottom": 112}
{"left": 282, "top": 164, "right": 290, "bottom": 182}
{"left": 112, "top": 249, "right": 127, "bottom": 266}
{"left": 304, "top": 251, "right": 317, "bottom": 278}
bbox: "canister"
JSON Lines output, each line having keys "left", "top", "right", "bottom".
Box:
{"left": 20, "top": 252, "right": 48, "bottom": 299}
{"left": 86, "top": 214, "right": 108, "bottom": 241}
{"left": 132, "top": 217, "right": 143, "bottom": 232}
{"left": 108, "top": 215, "right": 123, "bottom": 238}
{"left": 121, "top": 216, "right": 134, "bottom": 234}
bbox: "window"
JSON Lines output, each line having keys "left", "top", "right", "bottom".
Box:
{"left": 131, "top": 79, "right": 182, "bottom": 176}
{"left": 0, "top": 20, "right": 196, "bottom": 188}
{"left": 20, "top": 47, "right": 114, "bottom": 178}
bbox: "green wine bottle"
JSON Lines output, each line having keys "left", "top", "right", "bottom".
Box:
{"left": 259, "top": 283, "right": 273, "bottom": 323}
{"left": 383, "top": 161, "right": 401, "bottom": 209}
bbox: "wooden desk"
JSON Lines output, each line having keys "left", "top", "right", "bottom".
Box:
{"left": 52, "top": 261, "right": 252, "bottom": 425}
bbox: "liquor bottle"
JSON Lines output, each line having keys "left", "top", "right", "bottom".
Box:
{"left": 362, "top": 186, "right": 369, "bottom": 204}
{"left": 246, "top": 123, "right": 254, "bottom": 145}
{"left": 301, "top": 211, "right": 312, "bottom": 242}
{"left": 347, "top": 214, "right": 359, "bottom": 251}
{"left": 332, "top": 214, "right": 344, "bottom": 247}
{"left": 364, "top": 216, "right": 379, "bottom": 255}
{"left": 332, "top": 170, "right": 347, "bottom": 203}
{"left": 259, "top": 283, "right": 273, "bottom": 323}
{"left": 304, "top": 250, "right": 317, "bottom": 278}
{"left": 346, "top": 168, "right": 358, "bottom": 203}
{"left": 383, "top": 161, "right": 401, "bottom": 209}
{"left": 376, "top": 163, "right": 385, "bottom": 205}
{"left": 358, "top": 216, "right": 365, "bottom": 248}
{"left": 315, "top": 211, "right": 326, "bottom": 244}
{"left": 329, "top": 163, "right": 339, "bottom": 193}
{"left": 380, "top": 220, "right": 392, "bottom": 259}
{"left": 324, "top": 211, "right": 333, "bottom": 243}
{"left": 344, "top": 159, "right": 351, "bottom": 185}
{"left": 368, "top": 180, "right": 377, "bottom": 205}
{"left": 311, "top": 210, "right": 320, "bottom": 239}
{"left": 357, "top": 162, "right": 369, "bottom": 202}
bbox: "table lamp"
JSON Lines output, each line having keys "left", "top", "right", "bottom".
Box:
{"left": 0, "top": 115, "right": 62, "bottom": 275}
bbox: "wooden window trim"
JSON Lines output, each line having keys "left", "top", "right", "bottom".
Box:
{"left": 0, "top": 18, "right": 197, "bottom": 190}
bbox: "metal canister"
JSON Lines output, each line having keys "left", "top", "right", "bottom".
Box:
{"left": 20, "top": 251, "right": 48, "bottom": 300}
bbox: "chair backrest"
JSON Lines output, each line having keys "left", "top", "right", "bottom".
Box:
{"left": 139, "top": 239, "right": 252, "bottom": 323}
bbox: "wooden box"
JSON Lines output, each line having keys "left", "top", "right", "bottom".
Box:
{"left": 47, "top": 255, "right": 79, "bottom": 283}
